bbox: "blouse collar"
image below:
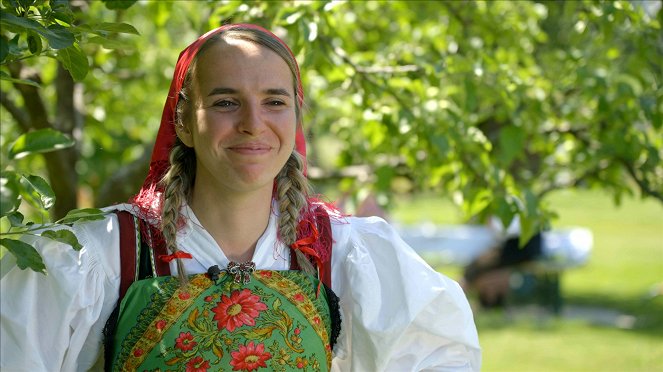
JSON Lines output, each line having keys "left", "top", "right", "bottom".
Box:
{"left": 176, "top": 203, "right": 290, "bottom": 273}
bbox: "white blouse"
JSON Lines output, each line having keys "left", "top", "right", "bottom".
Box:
{"left": 0, "top": 204, "right": 480, "bottom": 371}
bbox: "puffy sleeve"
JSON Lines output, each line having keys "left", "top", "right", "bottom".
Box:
{"left": 0, "top": 216, "right": 121, "bottom": 372}
{"left": 330, "top": 216, "right": 481, "bottom": 372}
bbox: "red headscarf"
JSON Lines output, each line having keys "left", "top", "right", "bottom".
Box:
{"left": 131, "top": 23, "right": 307, "bottom": 221}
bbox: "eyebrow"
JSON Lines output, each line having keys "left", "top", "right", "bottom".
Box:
{"left": 207, "top": 87, "right": 292, "bottom": 98}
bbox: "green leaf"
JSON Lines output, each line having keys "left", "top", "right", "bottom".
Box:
{"left": 101, "top": 0, "right": 137, "bottom": 10}
{"left": 17, "top": 0, "right": 36, "bottom": 8}
{"left": 375, "top": 165, "right": 395, "bottom": 192}
{"left": 57, "top": 208, "right": 106, "bottom": 224}
{"left": 50, "top": 0, "right": 70, "bottom": 11}
{"left": 494, "top": 196, "right": 516, "bottom": 231}
{"left": 41, "top": 229, "right": 83, "bottom": 251}
{"left": 0, "top": 12, "right": 74, "bottom": 49}
{"left": 6, "top": 211, "right": 25, "bottom": 227}
{"left": 523, "top": 189, "right": 538, "bottom": 219}
{"left": 57, "top": 45, "right": 88, "bottom": 81}
{"left": 518, "top": 212, "right": 537, "bottom": 248}
{"left": 464, "top": 77, "right": 478, "bottom": 112}
{"left": 7, "top": 33, "right": 20, "bottom": 54}
{"left": 8, "top": 129, "right": 74, "bottom": 160}
{"left": 0, "top": 171, "right": 21, "bottom": 217}
{"left": 19, "top": 174, "right": 55, "bottom": 210}
{"left": 432, "top": 134, "right": 450, "bottom": 156}
{"left": 51, "top": 0, "right": 74, "bottom": 23}
{"left": 0, "top": 71, "right": 41, "bottom": 88}
{"left": 42, "top": 24, "right": 75, "bottom": 49}
{"left": 497, "top": 125, "right": 526, "bottom": 166}
{"left": 93, "top": 22, "right": 140, "bottom": 35}
{"left": 2, "top": 1, "right": 20, "bottom": 10}
{"left": 0, "top": 238, "right": 46, "bottom": 274}
{"left": 0, "top": 11, "right": 42, "bottom": 32}
{"left": 465, "top": 189, "right": 492, "bottom": 217}
{"left": 87, "top": 35, "right": 128, "bottom": 50}
{"left": 0, "top": 35, "right": 8, "bottom": 63}
{"left": 27, "top": 30, "right": 42, "bottom": 54}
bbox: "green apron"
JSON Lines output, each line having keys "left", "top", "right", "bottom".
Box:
{"left": 109, "top": 270, "right": 333, "bottom": 371}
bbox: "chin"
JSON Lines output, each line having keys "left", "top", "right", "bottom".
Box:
{"left": 232, "top": 170, "right": 279, "bottom": 191}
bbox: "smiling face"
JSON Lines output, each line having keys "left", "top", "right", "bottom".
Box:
{"left": 177, "top": 37, "right": 297, "bottom": 197}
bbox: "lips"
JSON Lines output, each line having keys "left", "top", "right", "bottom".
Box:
{"left": 227, "top": 142, "right": 272, "bottom": 155}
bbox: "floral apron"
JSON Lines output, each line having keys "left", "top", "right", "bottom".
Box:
{"left": 109, "top": 270, "right": 333, "bottom": 372}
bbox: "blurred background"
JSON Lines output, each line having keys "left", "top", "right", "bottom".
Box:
{"left": 1, "top": 1, "right": 661, "bottom": 370}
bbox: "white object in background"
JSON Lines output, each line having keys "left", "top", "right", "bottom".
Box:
{"left": 397, "top": 223, "right": 593, "bottom": 268}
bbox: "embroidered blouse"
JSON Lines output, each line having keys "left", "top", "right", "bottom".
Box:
{"left": 0, "top": 204, "right": 481, "bottom": 371}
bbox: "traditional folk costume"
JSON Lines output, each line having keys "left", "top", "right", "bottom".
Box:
{"left": 0, "top": 24, "right": 480, "bottom": 372}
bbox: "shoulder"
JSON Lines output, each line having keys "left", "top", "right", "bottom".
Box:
{"left": 24, "top": 205, "right": 130, "bottom": 279}
{"left": 331, "top": 215, "right": 398, "bottom": 247}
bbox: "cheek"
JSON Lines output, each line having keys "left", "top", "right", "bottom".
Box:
{"left": 195, "top": 110, "right": 225, "bottom": 136}
{"left": 280, "top": 122, "right": 297, "bottom": 151}
{"left": 279, "top": 111, "right": 298, "bottom": 139}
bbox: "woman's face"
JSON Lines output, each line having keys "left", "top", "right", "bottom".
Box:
{"left": 178, "top": 37, "right": 297, "bottom": 196}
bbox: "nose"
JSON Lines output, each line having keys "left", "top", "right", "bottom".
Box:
{"left": 237, "top": 102, "right": 265, "bottom": 135}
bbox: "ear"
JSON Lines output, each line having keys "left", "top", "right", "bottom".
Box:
{"left": 176, "top": 123, "right": 194, "bottom": 148}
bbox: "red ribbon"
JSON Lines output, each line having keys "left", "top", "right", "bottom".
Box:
{"left": 159, "top": 251, "right": 193, "bottom": 263}
{"left": 291, "top": 220, "right": 325, "bottom": 296}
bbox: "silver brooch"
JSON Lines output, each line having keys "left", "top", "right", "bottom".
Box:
{"left": 227, "top": 261, "right": 256, "bottom": 284}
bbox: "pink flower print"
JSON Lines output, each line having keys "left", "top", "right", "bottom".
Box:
{"left": 175, "top": 332, "right": 197, "bottom": 352}
{"left": 186, "top": 356, "right": 210, "bottom": 372}
{"left": 230, "top": 341, "right": 272, "bottom": 371}
{"left": 212, "top": 289, "right": 267, "bottom": 332}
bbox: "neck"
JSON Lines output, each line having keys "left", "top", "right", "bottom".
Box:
{"left": 188, "top": 182, "right": 274, "bottom": 263}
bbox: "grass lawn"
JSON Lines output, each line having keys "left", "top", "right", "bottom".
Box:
{"left": 392, "top": 189, "right": 663, "bottom": 371}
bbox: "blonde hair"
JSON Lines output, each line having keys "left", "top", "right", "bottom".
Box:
{"left": 161, "top": 27, "right": 314, "bottom": 282}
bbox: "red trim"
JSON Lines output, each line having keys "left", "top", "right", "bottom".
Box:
{"left": 289, "top": 207, "right": 333, "bottom": 290}
{"left": 315, "top": 207, "right": 333, "bottom": 288}
{"left": 116, "top": 211, "right": 137, "bottom": 301}
{"left": 141, "top": 221, "right": 171, "bottom": 276}
{"left": 159, "top": 251, "right": 193, "bottom": 262}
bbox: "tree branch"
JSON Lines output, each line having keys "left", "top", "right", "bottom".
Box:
{"left": 354, "top": 65, "right": 421, "bottom": 74}
{"left": 0, "top": 91, "right": 31, "bottom": 133}
{"left": 48, "top": 63, "right": 80, "bottom": 219}
{"left": 317, "top": 35, "right": 416, "bottom": 123}
{"left": 6, "top": 62, "right": 50, "bottom": 130}
{"left": 619, "top": 158, "right": 663, "bottom": 203}
{"left": 95, "top": 144, "right": 152, "bottom": 207}
{"left": 7, "top": 61, "right": 79, "bottom": 219}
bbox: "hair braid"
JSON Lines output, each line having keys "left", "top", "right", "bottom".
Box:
{"left": 160, "top": 139, "right": 196, "bottom": 284}
{"left": 276, "top": 151, "right": 315, "bottom": 275}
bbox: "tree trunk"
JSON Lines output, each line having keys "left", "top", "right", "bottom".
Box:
{"left": 6, "top": 62, "right": 79, "bottom": 220}
{"left": 95, "top": 144, "right": 152, "bottom": 207}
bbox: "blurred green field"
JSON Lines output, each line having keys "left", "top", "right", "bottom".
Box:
{"left": 392, "top": 189, "right": 663, "bottom": 371}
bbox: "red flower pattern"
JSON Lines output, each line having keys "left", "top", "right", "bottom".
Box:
{"left": 185, "top": 356, "right": 210, "bottom": 372}
{"left": 230, "top": 341, "right": 272, "bottom": 371}
{"left": 175, "top": 332, "right": 197, "bottom": 352}
{"left": 293, "top": 293, "right": 305, "bottom": 302}
{"left": 212, "top": 289, "right": 267, "bottom": 332}
{"left": 155, "top": 319, "right": 166, "bottom": 331}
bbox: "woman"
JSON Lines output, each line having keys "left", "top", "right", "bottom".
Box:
{"left": 1, "top": 24, "right": 480, "bottom": 371}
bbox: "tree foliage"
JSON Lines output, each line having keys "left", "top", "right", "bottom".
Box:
{"left": 1, "top": 0, "right": 661, "bottom": 272}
